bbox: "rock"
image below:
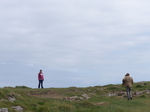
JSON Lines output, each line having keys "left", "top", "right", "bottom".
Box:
{"left": 0, "top": 99, "right": 7, "bottom": 102}
{"left": 145, "top": 90, "right": 150, "bottom": 94}
{"left": 63, "top": 96, "right": 84, "bottom": 101}
{"left": 0, "top": 108, "right": 8, "bottom": 112}
{"left": 117, "top": 91, "right": 126, "bottom": 96}
{"left": 12, "top": 106, "right": 23, "bottom": 112}
{"left": 134, "top": 90, "right": 150, "bottom": 95}
{"left": 89, "top": 93, "right": 95, "bottom": 95}
{"left": 75, "top": 89, "right": 78, "bottom": 92}
{"left": 107, "top": 93, "right": 117, "bottom": 97}
{"left": 134, "top": 91, "right": 143, "bottom": 95}
{"left": 8, "top": 96, "right": 16, "bottom": 102}
{"left": 82, "top": 94, "right": 90, "bottom": 99}
{"left": 68, "top": 96, "right": 78, "bottom": 100}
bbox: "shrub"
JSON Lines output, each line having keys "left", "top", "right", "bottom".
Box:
{"left": 136, "top": 85, "right": 142, "bottom": 88}
{"left": 144, "top": 83, "right": 147, "bottom": 85}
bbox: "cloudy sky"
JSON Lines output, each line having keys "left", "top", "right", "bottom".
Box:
{"left": 0, "top": 0, "right": 150, "bottom": 88}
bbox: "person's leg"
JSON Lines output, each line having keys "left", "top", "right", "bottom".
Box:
{"left": 126, "top": 87, "right": 130, "bottom": 100}
{"left": 129, "top": 87, "right": 132, "bottom": 99}
{"left": 38, "top": 80, "right": 41, "bottom": 88}
{"left": 41, "top": 80, "right": 44, "bottom": 88}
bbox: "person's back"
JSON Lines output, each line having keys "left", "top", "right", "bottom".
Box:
{"left": 122, "top": 75, "right": 133, "bottom": 87}
{"left": 122, "top": 73, "right": 133, "bottom": 100}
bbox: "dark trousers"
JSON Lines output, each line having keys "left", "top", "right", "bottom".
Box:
{"left": 126, "top": 87, "right": 132, "bottom": 100}
{"left": 38, "top": 80, "right": 44, "bottom": 88}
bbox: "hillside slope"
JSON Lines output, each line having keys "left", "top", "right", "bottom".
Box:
{"left": 0, "top": 81, "right": 150, "bottom": 112}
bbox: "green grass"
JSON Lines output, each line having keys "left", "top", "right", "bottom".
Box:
{"left": 0, "top": 82, "right": 150, "bottom": 112}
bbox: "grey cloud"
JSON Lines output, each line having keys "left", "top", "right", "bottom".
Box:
{"left": 1, "top": 0, "right": 150, "bottom": 87}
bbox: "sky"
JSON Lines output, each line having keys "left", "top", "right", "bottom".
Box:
{"left": 0, "top": 0, "right": 150, "bottom": 88}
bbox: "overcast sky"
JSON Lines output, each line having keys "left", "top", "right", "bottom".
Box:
{"left": 0, "top": 0, "right": 150, "bottom": 88}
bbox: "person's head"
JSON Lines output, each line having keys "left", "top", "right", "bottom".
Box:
{"left": 125, "top": 73, "right": 130, "bottom": 76}
{"left": 40, "top": 69, "right": 42, "bottom": 72}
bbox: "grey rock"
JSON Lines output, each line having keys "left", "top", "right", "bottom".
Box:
{"left": 12, "top": 106, "right": 23, "bottom": 112}
{"left": 107, "top": 93, "right": 117, "bottom": 97}
{"left": 63, "top": 96, "right": 84, "bottom": 101}
{"left": 8, "top": 96, "right": 16, "bottom": 102}
{"left": 145, "top": 90, "right": 150, "bottom": 94}
{"left": 82, "top": 94, "right": 90, "bottom": 99}
{"left": 0, "top": 108, "right": 8, "bottom": 112}
{"left": 0, "top": 99, "right": 7, "bottom": 102}
{"left": 134, "top": 91, "right": 143, "bottom": 95}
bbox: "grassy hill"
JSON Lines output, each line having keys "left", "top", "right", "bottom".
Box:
{"left": 1, "top": 81, "right": 150, "bottom": 112}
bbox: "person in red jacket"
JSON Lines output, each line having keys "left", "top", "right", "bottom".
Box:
{"left": 38, "top": 69, "right": 44, "bottom": 88}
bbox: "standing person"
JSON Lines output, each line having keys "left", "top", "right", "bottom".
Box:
{"left": 122, "top": 73, "right": 134, "bottom": 100}
{"left": 38, "top": 69, "right": 44, "bottom": 88}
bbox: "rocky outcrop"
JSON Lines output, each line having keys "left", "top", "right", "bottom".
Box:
{"left": 0, "top": 108, "right": 8, "bottom": 112}
{"left": 63, "top": 96, "right": 83, "bottom": 101}
{"left": 7, "top": 92, "right": 18, "bottom": 102}
{"left": 12, "top": 106, "right": 23, "bottom": 112}
{"left": 0, "top": 106, "right": 23, "bottom": 112}
{"left": 106, "top": 91, "right": 126, "bottom": 97}
{"left": 134, "top": 90, "right": 150, "bottom": 95}
{"left": 8, "top": 96, "right": 16, "bottom": 102}
{"left": 63, "top": 93, "right": 92, "bottom": 101}
{"left": 106, "top": 90, "right": 150, "bottom": 97}
{"left": 0, "top": 99, "right": 7, "bottom": 102}
{"left": 82, "top": 93, "right": 90, "bottom": 99}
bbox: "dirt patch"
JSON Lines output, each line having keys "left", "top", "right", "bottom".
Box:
{"left": 28, "top": 90, "right": 63, "bottom": 99}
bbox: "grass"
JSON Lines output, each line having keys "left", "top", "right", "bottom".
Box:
{"left": 0, "top": 82, "right": 150, "bottom": 111}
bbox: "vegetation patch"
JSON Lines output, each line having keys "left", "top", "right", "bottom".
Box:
{"left": 0, "top": 82, "right": 150, "bottom": 111}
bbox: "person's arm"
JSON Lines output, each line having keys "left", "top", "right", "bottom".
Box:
{"left": 131, "top": 77, "right": 133, "bottom": 84}
{"left": 122, "top": 79, "right": 125, "bottom": 85}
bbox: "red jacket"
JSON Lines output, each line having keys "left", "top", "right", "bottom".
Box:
{"left": 38, "top": 73, "right": 44, "bottom": 80}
